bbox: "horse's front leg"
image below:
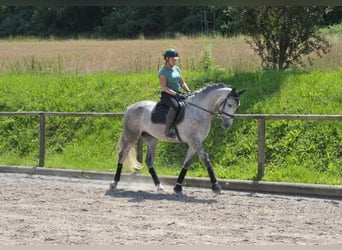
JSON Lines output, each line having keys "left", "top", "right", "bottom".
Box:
{"left": 174, "top": 147, "right": 196, "bottom": 194}
{"left": 196, "top": 143, "right": 222, "bottom": 194}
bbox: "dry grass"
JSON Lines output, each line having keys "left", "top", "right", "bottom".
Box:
{"left": 0, "top": 35, "right": 341, "bottom": 73}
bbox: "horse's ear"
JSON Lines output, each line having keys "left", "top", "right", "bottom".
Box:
{"left": 238, "top": 89, "right": 247, "bottom": 96}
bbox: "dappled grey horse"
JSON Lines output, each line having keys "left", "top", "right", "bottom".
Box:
{"left": 111, "top": 83, "right": 246, "bottom": 194}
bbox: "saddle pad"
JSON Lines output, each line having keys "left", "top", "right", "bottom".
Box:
{"left": 151, "top": 101, "right": 185, "bottom": 124}
{"left": 151, "top": 102, "right": 169, "bottom": 124}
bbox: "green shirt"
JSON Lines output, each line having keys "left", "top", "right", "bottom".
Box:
{"left": 158, "top": 65, "right": 182, "bottom": 92}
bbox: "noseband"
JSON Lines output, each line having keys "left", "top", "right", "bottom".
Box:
{"left": 187, "top": 91, "right": 238, "bottom": 119}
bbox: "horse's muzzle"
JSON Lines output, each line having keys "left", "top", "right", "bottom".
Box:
{"left": 221, "top": 118, "right": 233, "bottom": 129}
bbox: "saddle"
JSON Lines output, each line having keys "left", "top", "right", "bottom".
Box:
{"left": 151, "top": 101, "right": 186, "bottom": 124}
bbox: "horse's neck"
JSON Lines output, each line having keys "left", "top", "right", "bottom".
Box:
{"left": 191, "top": 88, "right": 229, "bottom": 112}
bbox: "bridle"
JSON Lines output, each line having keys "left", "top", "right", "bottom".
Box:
{"left": 186, "top": 91, "right": 239, "bottom": 119}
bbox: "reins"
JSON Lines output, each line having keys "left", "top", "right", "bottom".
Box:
{"left": 186, "top": 102, "right": 217, "bottom": 116}
{"left": 185, "top": 91, "right": 237, "bottom": 119}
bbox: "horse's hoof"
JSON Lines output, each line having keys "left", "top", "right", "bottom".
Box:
{"left": 133, "top": 166, "right": 142, "bottom": 173}
{"left": 110, "top": 181, "right": 118, "bottom": 190}
{"left": 156, "top": 184, "right": 165, "bottom": 193}
{"left": 212, "top": 183, "right": 222, "bottom": 194}
{"left": 173, "top": 183, "right": 182, "bottom": 194}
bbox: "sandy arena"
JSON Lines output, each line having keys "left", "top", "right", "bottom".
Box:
{"left": 0, "top": 173, "right": 341, "bottom": 245}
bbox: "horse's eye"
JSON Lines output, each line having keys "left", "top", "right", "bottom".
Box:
{"left": 227, "top": 104, "right": 233, "bottom": 108}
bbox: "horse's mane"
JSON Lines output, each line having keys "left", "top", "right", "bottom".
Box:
{"left": 194, "top": 83, "right": 235, "bottom": 97}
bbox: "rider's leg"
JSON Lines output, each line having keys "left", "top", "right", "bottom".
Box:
{"left": 160, "top": 92, "right": 180, "bottom": 139}
{"left": 165, "top": 107, "right": 177, "bottom": 138}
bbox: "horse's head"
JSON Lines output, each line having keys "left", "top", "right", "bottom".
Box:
{"left": 217, "top": 87, "right": 246, "bottom": 129}
{"left": 189, "top": 83, "right": 246, "bottom": 129}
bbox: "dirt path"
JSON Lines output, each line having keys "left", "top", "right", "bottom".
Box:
{"left": 0, "top": 173, "right": 341, "bottom": 245}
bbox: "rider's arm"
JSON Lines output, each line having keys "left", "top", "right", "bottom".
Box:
{"left": 159, "top": 75, "right": 177, "bottom": 96}
{"left": 180, "top": 76, "right": 191, "bottom": 93}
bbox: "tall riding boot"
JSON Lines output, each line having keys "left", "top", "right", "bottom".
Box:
{"left": 165, "top": 108, "right": 177, "bottom": 138}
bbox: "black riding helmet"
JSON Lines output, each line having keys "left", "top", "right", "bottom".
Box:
{"left": 163, "top": 48, "right": 179, "bottom": 60}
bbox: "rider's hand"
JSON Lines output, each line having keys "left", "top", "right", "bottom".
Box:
{"left": 176, "top": 93, "right": 186, "bottom": 101}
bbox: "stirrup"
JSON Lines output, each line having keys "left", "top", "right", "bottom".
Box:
{"left": 165, "top": 128, "right": 176, "bottom": 138}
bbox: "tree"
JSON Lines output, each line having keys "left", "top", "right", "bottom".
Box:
{"left": 213, "top": 7, "right": 241, "bottom": 36}
{"left": 102, "top": 7, "right": 165, "bottom": 38}
{"left": 322, "top": 6, "right": 342, "bottom": 25}
{"left": 239, "top": 7, "right": 332, "bottom": 70}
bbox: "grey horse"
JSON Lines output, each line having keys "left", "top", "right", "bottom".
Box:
{"left": 111, "top": 83, "right": 246, "bottom": 194}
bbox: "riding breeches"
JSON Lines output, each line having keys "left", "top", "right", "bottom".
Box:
{"left": 160, "top": 91, "right": 180, "bottom": 111}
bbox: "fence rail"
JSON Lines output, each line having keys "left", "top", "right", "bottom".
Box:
{"left": 1, "top": 111, "right": 341, "bottom": 178}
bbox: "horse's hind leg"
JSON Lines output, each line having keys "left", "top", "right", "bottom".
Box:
{"left": 111, "top": 130, "right": 140, "bottom": 189}
{"left": 111, "top": 150, "right": 125, "bottom": 188}
{"left": 110, "top": 148, "right": 129, "bottom": 190}
{"left": 143, "top": 134, "right": 164, "bottom": 192}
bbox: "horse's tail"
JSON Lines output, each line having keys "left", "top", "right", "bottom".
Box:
{"left": 116, "top": 133, "right": 143, "bottom": 172}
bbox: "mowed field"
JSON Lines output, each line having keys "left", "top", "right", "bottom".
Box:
{"left": 1, "top": 35, "right": 342, "bottom": 73}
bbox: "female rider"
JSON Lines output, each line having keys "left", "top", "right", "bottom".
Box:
{"left": 158, "top": 48, "right": 192, "bottom": 138}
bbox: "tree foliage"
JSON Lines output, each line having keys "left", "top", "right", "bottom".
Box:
{"left": 0, "top": 6, "right": 341, "bottom": 39}
{"left": 240, "top": 6, "right": 332, "bottom": 70}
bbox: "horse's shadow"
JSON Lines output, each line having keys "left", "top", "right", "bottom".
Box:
{"left": 105, "top": 188, "right": 218, "bottom": 204}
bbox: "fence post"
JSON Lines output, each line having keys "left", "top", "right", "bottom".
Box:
{"left": 257, "top": 118, "right": 266, "bottom": 178}
{"left": 39, "top": 113, "right": 46, "bottom": 167}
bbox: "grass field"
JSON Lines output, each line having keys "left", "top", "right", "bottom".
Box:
{"left": 0, "top": 70, "right": 341, "bottom": 185}
{"left": 1, "top": 35, "right": 342, "bottom": 74}
{"left": 0, "top": 34, "right": 341, "bottom": 185}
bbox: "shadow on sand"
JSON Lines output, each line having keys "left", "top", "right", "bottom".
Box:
{"left": 105, "top": 188, "right": 218, "bottom": 204}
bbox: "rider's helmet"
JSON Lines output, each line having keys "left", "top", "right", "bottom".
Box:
{"left": 163, "top": 48, "right": 179, "bottom": 60}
